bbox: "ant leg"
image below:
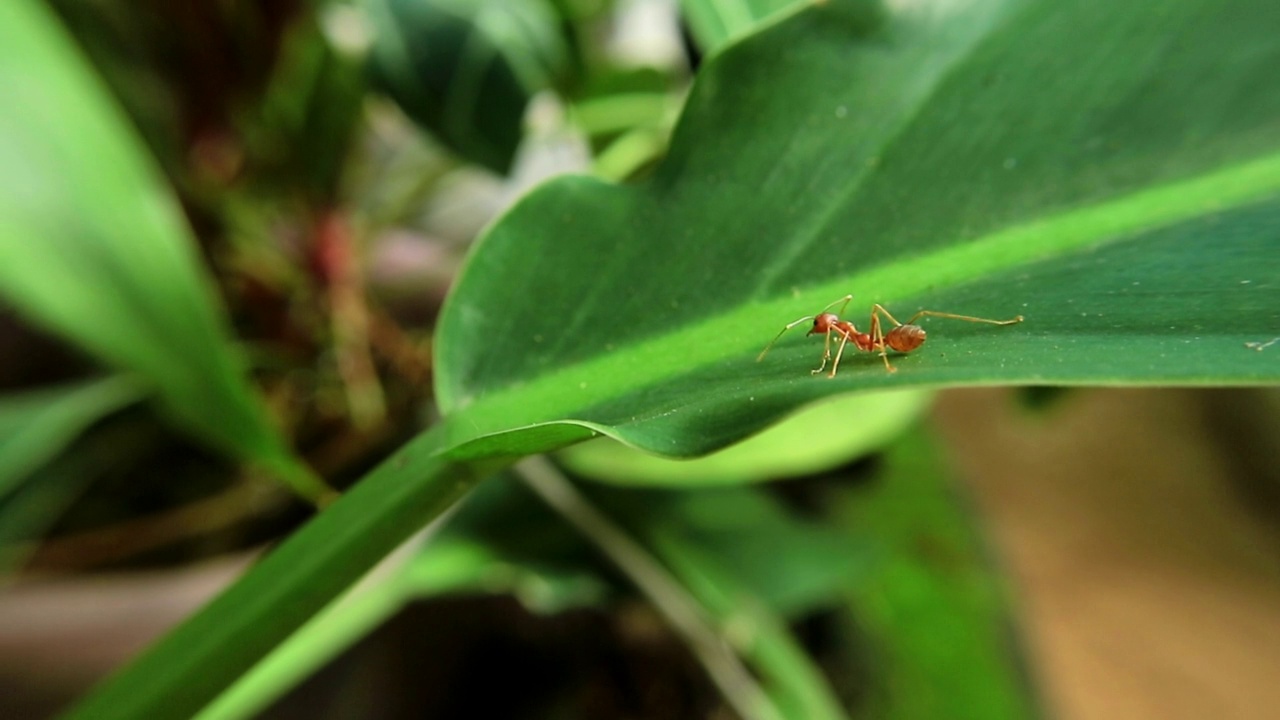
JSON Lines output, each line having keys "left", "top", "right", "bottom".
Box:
{"left": 807, "top": 296, "right": 853, "bottom": 373}
{"left": 870, "top": 312, "right": 897, "bottom": 373}
{"left": 901, "top": 309, "right": 1024, "bottom": 326}
{"left": 828, "top": 331, "right": 852, "bottom": 378}
{"left": 811, "top": 328, "right": 834, "bottom": 375}
{"left": 870, "top": 303, "right": 904, "bottom": 328}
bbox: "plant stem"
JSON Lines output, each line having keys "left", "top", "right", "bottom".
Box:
{"left": 517, "top": 456, "right": 784, "bottom": 720}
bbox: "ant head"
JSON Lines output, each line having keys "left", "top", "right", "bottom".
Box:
{"left": 808, "top": 313, "right": 838, "bottom": 335}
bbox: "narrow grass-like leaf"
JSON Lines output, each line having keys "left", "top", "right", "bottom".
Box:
{"left": 0, "top": 0, "right": 326, "bottom": 499}
{"left": 63, "top": 426, "right": 484, "bottom": 720}
{"left": 0, "top": 376, "right": 143, "bottom": 502}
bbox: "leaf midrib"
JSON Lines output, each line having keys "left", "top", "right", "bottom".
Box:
{"left": 440, "top": 151, "right": 1280, "bottom": 443}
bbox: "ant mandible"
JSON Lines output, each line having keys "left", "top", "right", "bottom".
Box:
{"left": 757, "top": 295, "right": 1024, "bottom": 376}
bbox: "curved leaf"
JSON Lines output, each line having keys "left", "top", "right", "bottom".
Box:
{"left": 434, "top": 0, "right": 1280, "bottom": 462}
{"left": 678, "top": 0, "right": 806, "bottom": 52}
{"left": 0, "top": 376, "right": 144, "bottom": 503}
{"left": 64, "top": 425, "right": 482, "bottom": 720}
{"left": 366, "top": 0, "right": 569, "bottom": 173}
{"left": 557, "top": 390, "right": 931, "bottom": 486}
{"left": 0, "top": 0, "right": 326, "bottom": 498}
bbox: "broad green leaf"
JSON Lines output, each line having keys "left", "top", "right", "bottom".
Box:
{"left": 0, "top": 1, "right": 326, "bottom": 499}
{"left": 366, "top": 0, "right": 569, "bottom": 173}
{"left": 67, "top": 1, "right": 1280, "bottom": 717}
{"left": 558, "top": 389, "right": 931, "bottom": 485}
{"left": 433, "top": 0, "right": 1280, "bottom": 464}
{"left": 0, "top": 376, "right": 143, "bottom": 503}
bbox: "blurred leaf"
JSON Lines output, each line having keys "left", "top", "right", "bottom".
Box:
{"left": 628, "top": 486, "right": 865, "bottom": 615}
{"left": 0, "top": 0, "right": 326, "bottom": 499}
{"left": 66, "top": 425, "right": 482, "bottom": 720}
{"left": 193, "top": 569, "right": 407, "bottom": 720}
{"left": 366, "top": 0, "right": 570, "bottom": 173}
{"left": 193, "top": 473, "right": 858, "bottom": 720}
{"left": 250, "top": 11, "right": 368, "bottom": 200}
{"left": 648, "top": 526, "right": 849, "bottom": 720}
{"left": 838, "top": 427, "right": 1037, "bottom": 718}
{"left": 559, "top": 389, "right": 930, "bottom": 486}
{"left": 677, "top": 0, "right": 806, "bottom": 51}
{"left": 0, "top": 409, "right": 159, "bottom": 574}
{"left": 0, "top": 376, "right": 143, "bottom": 503}
{"left": 196, "top": 530, "right": 608, "bottom": 720}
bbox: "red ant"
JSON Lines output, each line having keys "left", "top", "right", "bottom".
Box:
{"left": 757, "top": 295, "right": 1023, "bottom": 376}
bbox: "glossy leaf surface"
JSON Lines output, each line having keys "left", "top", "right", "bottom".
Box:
{"left": 366, "top": 0, "right": 569, "bottom": 173}
{"left": 433, "top": 0, "right": 1280, "bottom": 464}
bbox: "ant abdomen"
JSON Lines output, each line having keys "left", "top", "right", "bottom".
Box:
{"left": 886, "top": 324, "right": 926, "bottom": 353}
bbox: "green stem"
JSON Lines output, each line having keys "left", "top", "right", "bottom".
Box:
{"left": 650, "top": 531, "right": 850, "bottom": 720}
{"left": 517, "top": 456, "right": 784, "bottom": 720}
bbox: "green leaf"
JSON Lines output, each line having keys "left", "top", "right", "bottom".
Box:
{"left": 0, "top": 376, "right": 143, "bottom": 503}
{"left": 627, "top": 486, "right": 865, "bottom": 617}
{"left": 433, "top": 0, "right": 1280, "bottom": 464}
{"left": 558, "top": 389, "right": 931, "bottom": 486}
{"left": 366, "top": 0, "right": 570, "bottom": 173}
{"left": 191, "top": 475, "right": 613, "bottom": 720}
{"left": 0, "top": 407, "right": 155, "bottom": 573}
{"left": 839, "top": 427, "right": 1037, "bottom": 718}
{"left": 65, "top": 426, "right": 484, "bottom": 720}
{"left": 0, "top": 1, "right": 326, "bottom": 499}
{"left": 678, "top": 0, "right": 859, "bottom": 53}
{"left": 647, "top": 527, "right": 849, "bottom": 720}
{"left": 66, "top": 1, "right": 1280, "bottom": 717}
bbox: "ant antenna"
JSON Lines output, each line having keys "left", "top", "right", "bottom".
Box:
{"left": 756, "top": 295, "right": 853, "bottom": 362}
{"left": 757, "top": 315, "right": 814, "bottom": 361}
